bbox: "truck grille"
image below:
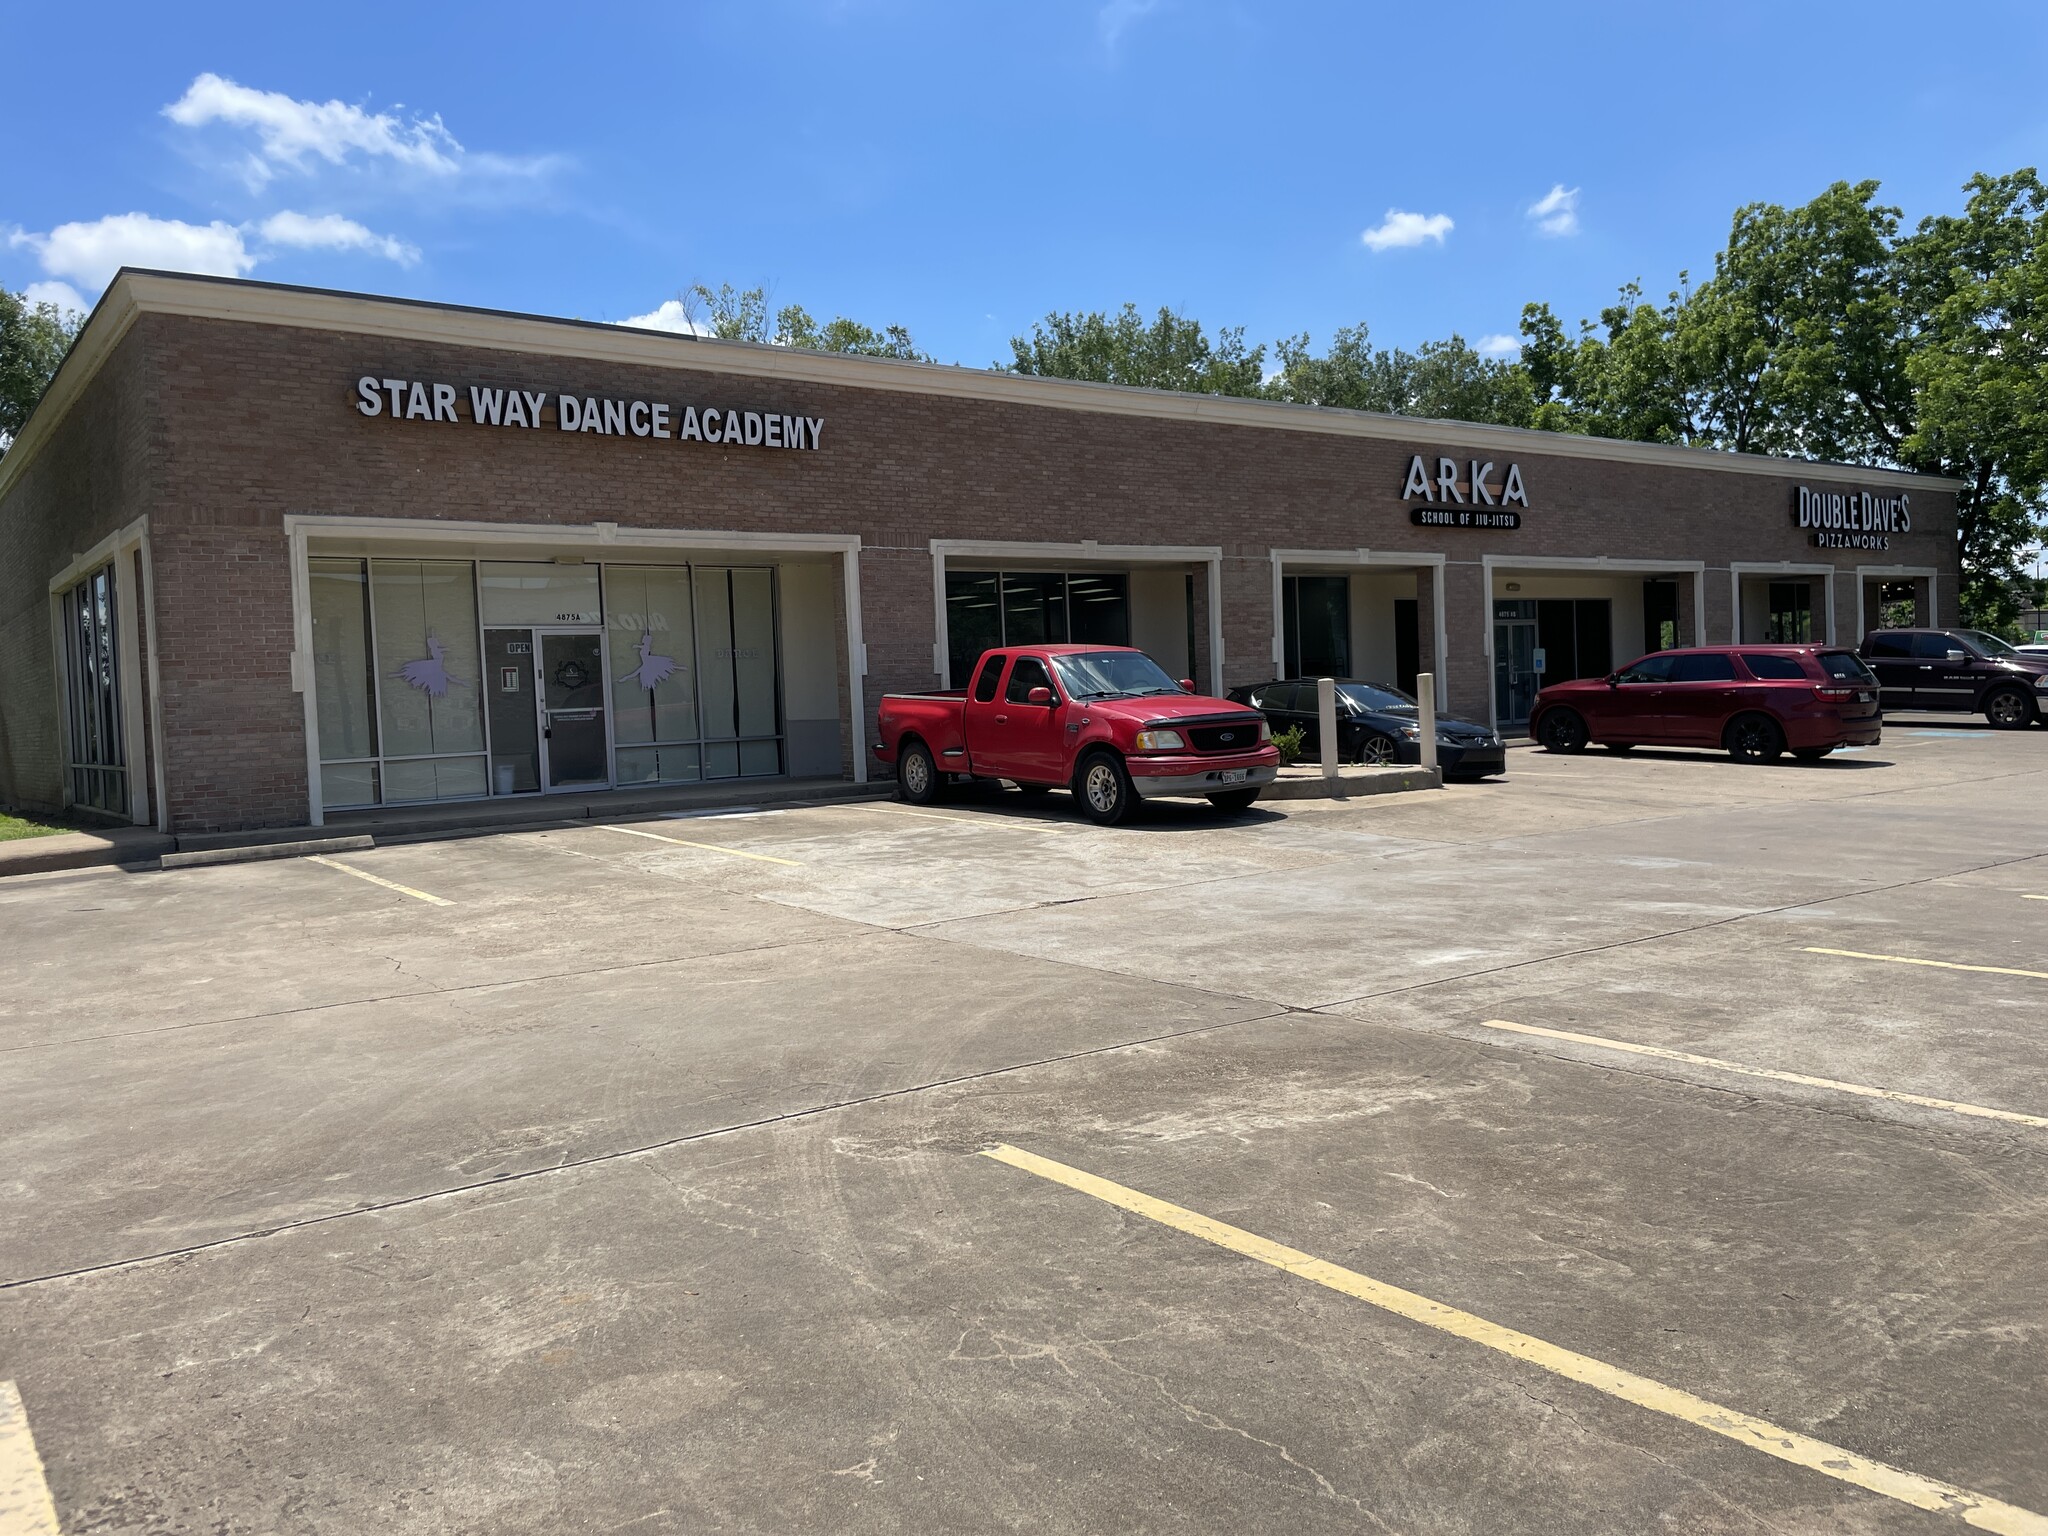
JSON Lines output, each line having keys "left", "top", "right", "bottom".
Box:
{"left": 1187, "top": 721, "right": 1259, "bottom": 753}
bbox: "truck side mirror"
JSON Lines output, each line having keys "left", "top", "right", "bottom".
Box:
{"left": 1027, "top": 686, "right": 1054, "bottom": 705}
{"left": 1178, "top": 678, "right": 1196, "bottom": 693}
{"left": 1946, "top": 649, "right": 1968, "bottom": 663}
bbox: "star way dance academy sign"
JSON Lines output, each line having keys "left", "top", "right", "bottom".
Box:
{"left": 1401, "top": 453, "right": 1527, "bottom": 529}
{"left": 353, "top": 376, "right": 825, "bottom": 451}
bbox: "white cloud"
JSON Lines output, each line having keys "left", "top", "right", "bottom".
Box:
{"left": 1477, "top": 333, "right": 1521, "bottom": 357}
{"left": 1099, "top": 0, "right": 1166, "bottom": 51}
{"left": 1527, "top": 183, "right": 1581, "bottom": 237}
{"left": 11, "top": 208, "right": 419, "bottom": 300}
{"left": 160, "top": 73, "right": 561, "bottom": 194}
{"left": 164, "top": 73, "right": 461, "bottom": 187}
{"left": 1361, "top": 209, "right": 1453, "bottom": 252}
{"left": 617, "top": 299, "right": 710, "bottom": 336}
{"left": 15, "top": 213, "right": 257, "bottom": 290}
{"left": 23, "top": 280, "right": 90, "bottom": 317}
{"left": 257, "top": 211, "right": 419, "bottom": 266}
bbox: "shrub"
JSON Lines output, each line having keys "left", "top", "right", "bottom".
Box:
{"left": 1271, "top": 724, "right": 1306, "bottom": 765}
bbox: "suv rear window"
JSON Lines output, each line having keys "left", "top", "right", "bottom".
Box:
{"left": 1819, "top": 650, "right": 1877, "bottom": 683}
{"left": 1741, "top": 654, "right": 1809, "bottom": 681}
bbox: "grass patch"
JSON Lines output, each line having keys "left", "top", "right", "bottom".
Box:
{"left": 0, "top": 813, "right": 69, "bottom": 842}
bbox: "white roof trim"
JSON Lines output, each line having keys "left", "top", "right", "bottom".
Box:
{"left": 1, "top": 268, "right": 1966, "bottom": 501}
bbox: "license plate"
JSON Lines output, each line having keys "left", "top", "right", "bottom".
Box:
{"left": 1219, "top": 768, "right": 1249, "bottom": 784}
{"left": 1857, "top": 691, "right": 1874, "bottom": 703}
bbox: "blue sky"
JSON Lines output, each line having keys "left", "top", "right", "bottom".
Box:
{"left": 6, "top": 1, "right": 2045, "bottom": 366}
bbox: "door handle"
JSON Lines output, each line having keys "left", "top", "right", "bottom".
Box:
{"left": 994, "top": 714, "right": 1009, "bottom": 724}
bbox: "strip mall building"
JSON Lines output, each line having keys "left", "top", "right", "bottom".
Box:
{"left": 0, "top": 270, "right": 1961, "bottom": 834}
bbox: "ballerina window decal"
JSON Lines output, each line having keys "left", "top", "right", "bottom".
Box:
{"left": 394, "top": 633, "right": 468, "bottom": 698}
{"left": 622, "top": 632, "right": 679, "bottom": 692}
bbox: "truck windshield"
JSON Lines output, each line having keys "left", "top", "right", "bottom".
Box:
{"left": 1051, "top": 651, "right": 1184, "bottom": 700}
{"left": 1961, "top": 630, "right": 2019, "bottom": 658}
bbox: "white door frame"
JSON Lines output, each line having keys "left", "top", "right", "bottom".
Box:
{"left": 284, "top": 514, "right": 867, "bottom": 827}
{"left": 1729, "top": 561, "right": 1839, "bottom": 645}
{"left": 929, "top": 539, "right": 1226, "bottom": 695}
{"left": 1479, "top": 556, "right": 1708, "bottom": 734}
{"left": 1852, "top": 564, "right": 1941, "bottom": 637}
{"left": 1267, "top": 550, "right": 1450, "bottom": 698}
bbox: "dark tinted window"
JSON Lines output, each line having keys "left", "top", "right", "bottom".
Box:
{"left": 1005, "top": 656, "right": 1055, "bottom": 703}
{"left": 1819, "top": 651, "right": 1877, "bottom": 683}
{"left": 1864, "top": 633, "right": 1912, "bottom": 658}
{"left": 1337, "top": 682, "right": 1417, "bottom": 713}
{"left": 1614, "top": 654, "right": 1677, "bottom": 684}
{"left": 972, "top": 654, "right": 1005, "bottom": 702}
{"left": 1253, "top": 683, "right": 1296, "bottom": 711}
{"left": 1741, "top": 654, "right": 1809, "bottom": 681}
{"left": 1669, "top": 653, "right": 1738, "bottom": 682}
{"left": 1913, "top": 632, "right": 1964, "bottom": 659}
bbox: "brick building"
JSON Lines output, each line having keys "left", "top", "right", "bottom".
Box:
{"left": 0, "top": 270, "right": 1960, "bottom": 834}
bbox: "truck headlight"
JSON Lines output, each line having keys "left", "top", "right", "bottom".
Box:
{"left": 1257, "top": 718, "right": 1272, "bottom": 741}
{"left": 1133, "top": 729, "right": 1186, "bottom": 751}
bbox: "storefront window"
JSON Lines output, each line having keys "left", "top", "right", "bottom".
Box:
{"left": 608, "top": 565, "right": 701, "bottom": 785}
{"left": 945, "top": 569, "right": 1132, "bottom": 685}
{"left": 1767, "top": 582, "right": 1814, "bottom": 642}
{"left": 692, "top": 566, "right": 783, "bottom": 779}
{"left": 1283, "top": 575, "right": 1350, "bottom": 678}
{"left": 310, "top": 557, "right": 380, "bottom": 808}
{"left": 61, "top": 563, "right": 127, "bottom": 814}
{"left": 369, "top": 559, "right": 487, "bottom": 801}
{"left": 479, "top": 561, "right": 602, "bottom": 626}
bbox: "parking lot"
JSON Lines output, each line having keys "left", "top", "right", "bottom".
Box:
{"left": 4, "top": 721, "right": 2048, "bottom": 1535}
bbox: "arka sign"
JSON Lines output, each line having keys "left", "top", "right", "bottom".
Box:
{"left": 1401, "top": 453, "right": 1527, "bottom": 530}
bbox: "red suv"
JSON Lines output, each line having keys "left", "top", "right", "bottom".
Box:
{"left": 1530, "top": 645, "right": 1883, "bottom": 762}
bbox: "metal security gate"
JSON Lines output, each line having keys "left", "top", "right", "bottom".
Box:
{"left": 62, "top": 563, "right": 128, "bottom": 814}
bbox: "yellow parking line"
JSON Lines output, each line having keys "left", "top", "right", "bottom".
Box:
{"left": 1802, "top": 947, "right": 2048, "bottom": 982}
{"left": 2024, "top": 895, "right": 2046, "bottom": 902}
{"left": 594, "top": 824, "right": 801, "bottom": 866}
{"left": 1475, "top": 1018, "right": 2048, "bottom": 1130}
{"left": 980, "top": 1144, "right": 2048, "bottom": 1536}
{"left": 305, "top": 855, "right": 452, "bottom": 906}
{"left": 0, "top": 1381, "right": 61, "bottom": 1536}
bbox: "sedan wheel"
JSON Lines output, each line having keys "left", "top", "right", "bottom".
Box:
{"left": 1354, "top": 733, "right": 1399, "bottom": 766}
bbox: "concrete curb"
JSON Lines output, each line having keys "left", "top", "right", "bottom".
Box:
{"left": 160, "top": 836, "right": 375, "bottom": 870}
{"left": 1263, "top": 766, "right": 1442, "bottom": 800}
{"left": 0, "top": 829, "right": 175, "bottom": 878}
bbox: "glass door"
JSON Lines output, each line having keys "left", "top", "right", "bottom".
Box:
{"left": 538, "top": 630, "right": 611, "bottom": 790}
{"left": 1493, "top": 602, "right": 1540, "bottom": 729}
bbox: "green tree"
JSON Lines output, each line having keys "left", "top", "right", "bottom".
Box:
{"left": 1894, "top": 170, "right": 2048, "bottom": 625}
{"left": 1, "top": 288, "right": 83, "bottom": 453}
{"left": 672, "top": 283, "right": 929, "bottom": 360}
{"left": 1522, "top": 285, "right": 1694, "bottom": 443}
{"left": 1004, "top": 303, "right": 1266, "bottom": 396}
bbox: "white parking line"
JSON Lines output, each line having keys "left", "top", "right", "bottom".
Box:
{"left": 306, "top": 856, "right": 452, "bottom": 906}
{"left": 857, "top": 802, "right": 1081, "bottom": 833}
{"left": 594, "top": 824, "right": 802, "bottom": 866}
{"left": 0, "top": 1381, "right": 60, "bottom": 1536}
{"left": 1475, "top": 1018, "right": 2048, "bottom": 1130}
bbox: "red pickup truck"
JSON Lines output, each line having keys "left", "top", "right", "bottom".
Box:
{"left": 874, "top": 645, "right": 1279, "bottom": 825}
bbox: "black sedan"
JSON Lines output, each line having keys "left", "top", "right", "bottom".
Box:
{"left": 1228, "top": 678, "right": 1507, "bottom": 778}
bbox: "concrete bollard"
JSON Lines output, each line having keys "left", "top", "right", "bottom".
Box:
{"left": 1416, "top": 672, "right": 1438, "bottom": 774}
{"left": 1317, "top": 677, "right": 1339, "bottom": 777}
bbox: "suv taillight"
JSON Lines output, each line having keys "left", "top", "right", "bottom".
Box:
{"left": 1814, "top": 685, "right": 1856, "bottom": 701}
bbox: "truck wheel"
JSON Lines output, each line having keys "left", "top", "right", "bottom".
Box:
{"left": 1985, "top": 687, "right": 2036, "bottom": 729}
{"left": 1207, "top": 788, "right": 1260, "bottom": 814}
{"left": 1725, "top": 713, "right": 1785, "bottom": 763}
{"left": 896, "top": 739, "right": 945, "bottom": 804}
{"left": 1076, "top": 752, "right": 1136, "bottom": 826}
